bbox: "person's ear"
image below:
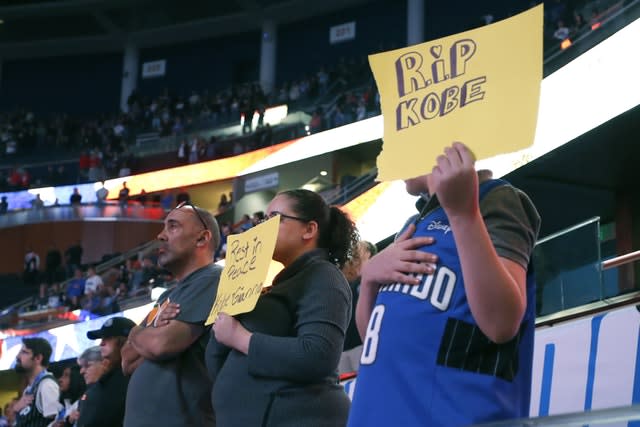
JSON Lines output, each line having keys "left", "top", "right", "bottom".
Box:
{"left": 196, "top": 230, "right": 210, "bottom": 247}
{"left": 302, "top": 221, "right": 319, "bottom": 241}
{"left": 33, "top": 353, "right": 43, "bottom": 366}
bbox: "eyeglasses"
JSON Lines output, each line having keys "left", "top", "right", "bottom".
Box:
{"left": 174, "top": 201, "right": 208, "bottom": 230}
{"left": 265, "top": 211, "right": 309, "bottom": 223}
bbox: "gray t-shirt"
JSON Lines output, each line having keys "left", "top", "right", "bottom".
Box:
{"left": 124, "top": 263, "right": 221, "bottom": 427}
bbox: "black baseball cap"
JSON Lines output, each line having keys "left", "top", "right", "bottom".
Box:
{"left": 87, "top": 317, "right": 136, "bottom": 340}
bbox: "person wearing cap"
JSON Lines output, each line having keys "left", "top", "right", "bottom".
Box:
{"left": 121, "top": 202, "right": 222, "bottom": 427}
{"left": 78, "top": 317, "right": 135, "bottom": 427}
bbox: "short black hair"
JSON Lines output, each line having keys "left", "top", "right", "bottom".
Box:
{"left": 22, "top": 337, "right": 52, "bottom": 368}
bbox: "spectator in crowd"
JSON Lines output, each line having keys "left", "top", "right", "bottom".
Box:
{"left": 217, "top": 193, "right": 230, "bottom": 212}
{"left": 553, "top": 20, "right": 570, "bottom": 40}
{"left": 175, "top": 188, "right": 190, "bottom": 205}
{"left": 73, "top": 346, "right": 106, "bottom": 426}
{"left": 95, "top": 181, "right": 109, "bottom": 206}
{"left": 45, "top": 244, "right": 63, "bottom": 285}
{"left": 95, "top": 285, "right": 120, "bottom": 316}
{"left": 177, "top": 139, "right": 188, "bottom": 164}
{"left": 118, "top": 182, "right": 130, "bottom": 211}
{"left": 115, "top": 282, "right": 130, "bottom": 303}
{"left": 204, "top": 189, "right": 357, "bottom": 426}
{"left": 338, "top": 240, "right": 377, "bottom": 373}
{"left": 12, "top": 338, "right": 61, "bottom": 427}
{"left": 82, "top": 289, "right": 102, "bottom": 314}
{"left": 69, "top": 188, "right": 82, "bottom": 206}
{"left": 1, "top": 400, "right": 17, "bottom": 427}
{"left": 31, "top": 194, "right": 44, "bottom": 210}
{"left": 64, "top": 241, "right": 83, "bottom": 279}
{"left": 121, "top": 201, "right": 222, "bottom": 427}
{"left": 309, "top": 108, "right": 325, "bottom": 134}
{"left": 235, "top": 214, "right": 253, "bottom": 232}
{"left": 23, "top": 248, "right": 40, "bottom": 287}
{"left": 214, "top": 222, "right": 232, "bottom": 262}
{"left": 53, "top": 365, "right": 85, "bottom": 427}
{"left": 30, "top": 283, "right": 50, "bottom": 311}
{"left": 80, "top": 317, "right": 135, "bottom": 427}
{"left": 66, "top": 268, "right": 86, "bottom": 309}
{"left": 136, "top": 189, "right": 148, "bottom": 207}
{"left": 84, "top": 266, "right": 103, "bottom": 296}
{"left": 348, "top": 143, "right": 540, "bottom": 426}
{"left": 0, "top": 196, "right": 8, "bottom": 214}
{"left": 251, "top": 211, "right": 265, "bottom": 226}
{"left": 4, "top": 397, "right": 18, "bottom": 427}
{"left": 47, "top": 283, "right": 65, "bottom": 308}
{"left": 160, "top": 190, "right": 174, "bottom": 211}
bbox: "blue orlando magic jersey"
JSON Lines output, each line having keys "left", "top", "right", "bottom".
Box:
{"left": 348, "top": 180, "right": 536, "bottom": 427}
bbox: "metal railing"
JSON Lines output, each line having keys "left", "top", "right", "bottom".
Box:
{"left": 471, "top": 403, "right": 640, "bottom": 426}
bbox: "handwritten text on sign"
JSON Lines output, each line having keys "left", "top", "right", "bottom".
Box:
{"left": 205, "top": 216, "right": 279, "bottom": 325}
{"left": 370, "top": 5, "right": 543, "bottom": 182}
{"left": 394, "top": 40, "right": 486, "bottom": 130}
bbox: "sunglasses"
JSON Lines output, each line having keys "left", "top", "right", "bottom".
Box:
{"left": 175, "top": 201, "right": 208, "bottom": 230}
{"left": 265, "top": 211, "right": 309, "bottom": 223}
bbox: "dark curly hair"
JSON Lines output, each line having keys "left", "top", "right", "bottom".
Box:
{"left": 278, "top": 189, "right": 359, "bottom": 269}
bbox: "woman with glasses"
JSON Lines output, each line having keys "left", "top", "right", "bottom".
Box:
{"left": 207, "top": 189, "right": 359, "bottom": 426}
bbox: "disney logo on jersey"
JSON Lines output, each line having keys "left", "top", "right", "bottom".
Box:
{"left": 378, "top": 265, "right": 457, "bottom": 311}
{"left": 427, "top": 220, "right": 451, "bottom": 234}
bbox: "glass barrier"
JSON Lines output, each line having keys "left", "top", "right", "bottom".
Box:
{"left": 533, "top": 217, "right": 603, "bottom": 317}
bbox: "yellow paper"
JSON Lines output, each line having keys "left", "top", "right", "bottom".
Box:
{"left": 205, "top": 216, "right": 280, "bottom": 325}
{"left": 370, "top": 4, "right": 543, "bottom": 181}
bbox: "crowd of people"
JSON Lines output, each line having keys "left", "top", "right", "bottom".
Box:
{"left": 0, "top": 55, "right": 379, "bottom": 195}
{"left": 19, "top": 237, "right": 171, "bottom": 320}
{"left": 1, "top": 142, "right": 542, "bottom": 426}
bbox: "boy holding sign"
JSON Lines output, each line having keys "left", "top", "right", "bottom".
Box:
{"left": 349, "top": 6, "right": 543, "bottom": 425}
{"left": 348, "top": 143, "right": 540, "bottom": 426}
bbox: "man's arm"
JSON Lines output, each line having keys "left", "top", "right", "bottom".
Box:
{"left": 121, "top": 339, "right": 144, "bottom": 376}
{"left": 121, "top": 302, "right": 185, "bottom": 374}
{"left": 127, "top": 320, "right": 205, "bottom": 361}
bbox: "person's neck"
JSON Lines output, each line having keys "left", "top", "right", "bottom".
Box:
{"left": 174, "top": 257, "right": 210, "bottom": 282}
{"left": 280, "top": 246, "right": 317, "bottom": 269}
{"left": 27, "top": 365, "right": 45, "bottom": 385}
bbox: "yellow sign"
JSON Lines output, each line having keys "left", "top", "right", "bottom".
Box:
{"left": 370, "top": 5, "right": 543, "bottom": 181}
{"left": 205, "top": 216, "right": 280, "bottom": 325}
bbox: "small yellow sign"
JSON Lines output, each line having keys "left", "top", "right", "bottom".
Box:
{"left": 370, "top": 4, "right": 543, "bottom": 181}
{"left": 205, "top": 216, "right": 280, "bottom": 325}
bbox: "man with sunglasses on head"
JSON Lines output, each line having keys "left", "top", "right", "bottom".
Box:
{"left": 121, "top": 201, "right": 222, "bottom": 427}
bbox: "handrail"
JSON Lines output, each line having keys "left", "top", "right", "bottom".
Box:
{"left": 325, "top": 168, "right": 378, "bottom": 206}
{"left": 544, "top": 0, "right": 640, "bottom": 65}
{"left": 601, "top": 249, "right": 640, "bottom": 270}
{"left": 471, "top": 403, "right": 640, "bottom": 426}
{"left": 2, "top": 238, "right": 160, "bottom": 316}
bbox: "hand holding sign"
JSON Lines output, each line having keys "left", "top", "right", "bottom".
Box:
{"left": 212, "top": 312, "right": 252, "bottom": 354}
{"left": 370, "top": 5, "right": 543, "bottom": 181}
{"left": 205, "top": 216, "right": 280, "bottom": 325}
